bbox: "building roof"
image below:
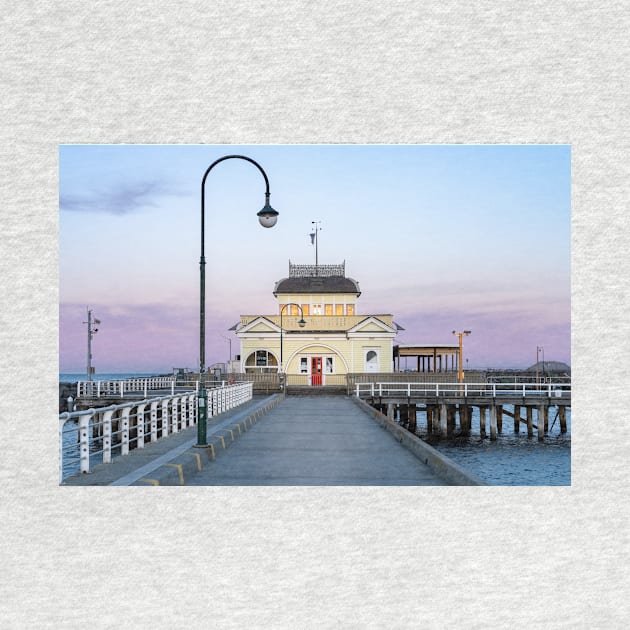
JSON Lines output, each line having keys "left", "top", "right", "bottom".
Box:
{"left": 273, "top": 261, "right": 361, "bottom": 295}
{"left": 273, "top": 275, "right": 361, "bottom": 295}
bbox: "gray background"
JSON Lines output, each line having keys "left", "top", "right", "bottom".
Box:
{"left": 1, "top": 1, "right": 628, "bottom": 628}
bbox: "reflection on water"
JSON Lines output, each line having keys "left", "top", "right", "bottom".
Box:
{"left": 418, "top": 406, "right": 571, "bottom": 486}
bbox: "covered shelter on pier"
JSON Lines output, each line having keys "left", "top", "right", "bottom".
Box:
{"left": 393, "top": 343, "right": 460, "bottom": 373}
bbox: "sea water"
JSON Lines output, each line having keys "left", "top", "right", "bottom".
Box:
{"left": 421, "top": 406, "right": 571, "bottom": 486}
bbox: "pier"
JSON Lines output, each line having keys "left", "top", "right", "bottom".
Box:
{"left": 60, "top": 376, "right": 569, "bottom": 485}
{"left": 60, "top": 387, "right": 485, "bottom": 486}
{"left": 356, "top": 380, "right": 571, "bottom": 441}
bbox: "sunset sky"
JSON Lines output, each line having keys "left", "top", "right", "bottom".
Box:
{"left": 59, "top": 144, "right": 570, "bottom": 374}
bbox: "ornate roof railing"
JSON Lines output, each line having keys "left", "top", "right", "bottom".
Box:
{"left": 289, "top": 261, "right": 345, "bottom": 278}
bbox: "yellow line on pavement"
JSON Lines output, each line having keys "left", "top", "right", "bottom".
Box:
{"left": 165, "top": 463, "right": 184, "bottom": 485}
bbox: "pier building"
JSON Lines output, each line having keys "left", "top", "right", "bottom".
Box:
{"left": 233, "top": 262, "right": 399, "bottom": 385}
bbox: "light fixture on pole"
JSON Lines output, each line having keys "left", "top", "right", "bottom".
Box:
{"left": 279, "top": 303, "right": 306, "bottom": 389}
{"left": 452, "top": 330, "right": 471, "bottom": 384}
{"left": 197, "top": 155, "right": 279, "bottom": 447}
{"left": 83, "top": 307, "right": 101, "bottom": 382}
{"left": 221, "top": 334, "right": 232, "bottom": 363}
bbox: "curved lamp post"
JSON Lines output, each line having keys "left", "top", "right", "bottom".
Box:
{"left": 452, "top": 330, "right": 471, "bottom": 384}
{"left": 279, "top": 303, "right": 306, "bottom": 389}
{"left": 197, "top": 155, "right": 279, "bottom": 447}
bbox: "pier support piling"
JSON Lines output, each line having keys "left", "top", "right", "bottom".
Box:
{"left": 408, "top": 404, "right": 417, "bottom": 433}
{"left": 514, "top": 404, "right": 521, "bottom": 434}
{"left": 527, "top": 407, "right": 533, "bottom": 438}
{"left": 559, "top": 406, "right": 567, "bottom": 433}
{"left": 439, "top": 403, "right": 448, "bottom": 438}
{"left": 479, "top": 406, "right": 487, "bottom": 438}
{"left": 447, "top": 405, "right": 456, "bottom": 436}
{"left": 537, "top": 405, "right": 545, "bottom": 441}
{"left": 490, "top": 405, "right": 498, "bottom": 441}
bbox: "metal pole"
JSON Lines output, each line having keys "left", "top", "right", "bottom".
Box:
{"left": 197, "top": 155, "right": 274, "bottom": 447}
{"left": 279, "top": 303, "right": 305, "bottom": 387}
{"left": 87, "top": 307, "right": 92, "bottom": 382}
{"left": 312, "top": 221, "right": 320, "bottom": 275}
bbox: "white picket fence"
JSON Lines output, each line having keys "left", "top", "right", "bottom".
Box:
{"left": 59, "top": 382, "right": 253, "bottom": 482}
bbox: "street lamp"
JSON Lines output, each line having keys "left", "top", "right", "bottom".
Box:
{"left": 452, "top": 330, "right": 471, "bottom": 384}
{"left": 221, "top": 334, "right": 232, "bottom": 363}
{"left": 197, "top": 155, "right": 279, "bottom": 447}
{"left": 279, "top": 303, "right": 306, "bottom": 388}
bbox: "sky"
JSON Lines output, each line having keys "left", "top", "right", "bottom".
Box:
{"left": 59, "top": 144, "right": 571, "bottom": 374}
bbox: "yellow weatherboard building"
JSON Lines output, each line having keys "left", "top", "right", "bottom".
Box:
{"left": 235, "top": 262, "right": 399, "bottom": 386}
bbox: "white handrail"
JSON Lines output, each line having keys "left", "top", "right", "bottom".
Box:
{"left": 76, "top": 377, "right": 182, "bottom": 399}
{"left": 354, "top": 381, "right": 570, "bottom": 398}
{"left": 60, "top": 382, "right": 254, "bottom": 482}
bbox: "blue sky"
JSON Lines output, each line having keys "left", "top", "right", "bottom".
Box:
{"left": 59, "top": 144, "right": 570, "bottom": 372}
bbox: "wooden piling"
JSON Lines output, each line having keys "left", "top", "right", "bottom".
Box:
{"left": 527, "top": 407, "right": 533, "bottom": 437}
{"left": 387, "top": 403, "right": 394, "bottom": 421}
{"left": 544, "top": 406, "right": 549, "bottom": 433}
{"left": 447, "top": 405, "right": 456, "bottom": 436}
{"left": 432, "top": 405, "right": 440, "bottom": 434}
{"left": 460, "top": 405, "right": 470, "bottom": 436}
{"left": 497, "top": 405, "right": 503, "bottom": 433}
{"left": 440, "top": 403, "right": 448, "bottom": 438}
{"left": 514, "top": 404, "right": 521, "bottom": 434}
{"left": 408, "top": 404, "right": 417, "bottom": 433}
{"left": 490, "top": 405, "right": 497, "bottom": 441}
{"left": 479, "top": 406, "right": 487, "bottom": 438}
{"left": 426, "top": 406, "right": 433, "bottom": 435}
{"left": 537, "top": 405, "right": 545, "bottom": 441}
{"left": 399, "top": 404, "right": 409, "bottom": 427}
{"left": 559, "top": 406, "right": 567, "bottom": 433}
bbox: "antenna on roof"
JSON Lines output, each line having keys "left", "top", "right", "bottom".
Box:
{"left": 310, "top": 221, "right": 322, "bottom": 275}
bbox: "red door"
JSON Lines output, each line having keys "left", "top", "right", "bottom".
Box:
{"left": 311, "top": 357, "right": 323, "bottom": 386}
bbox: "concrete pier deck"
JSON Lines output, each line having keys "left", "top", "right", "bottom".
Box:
{"left": 186, "top": 395, "right": 449, "bottom": 486}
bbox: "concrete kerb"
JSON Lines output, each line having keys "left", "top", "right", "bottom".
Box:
{"left": 352, "top": 396, "right": 487, "bottom": 486}
{"left": 132, "top": 393, "right": 285, "bottom": 486}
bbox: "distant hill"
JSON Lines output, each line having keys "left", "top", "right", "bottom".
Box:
{"left": 525, "top": 361, "right": 570, "bottom": 373}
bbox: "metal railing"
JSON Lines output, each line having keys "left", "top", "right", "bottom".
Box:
{"left": 355, "top": 381, "right": 571, "bottom": 399}
{"left": 76, "top": 376, "right": 184, "bottom": 398}
{"left": 60, "top": 382, "right": 253, "bottom": 482}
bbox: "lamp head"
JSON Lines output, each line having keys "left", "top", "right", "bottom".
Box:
{"left": 257, "top": 195, "right": 279, "bottom": 228}
{"left": 298, "top": 318, "right": 306, "bottom": 328}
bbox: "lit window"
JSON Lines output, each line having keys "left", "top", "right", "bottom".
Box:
{"left": 325, "top": 304, "right": 333, "bottom": 316}
{"left": 301, "top": 304, "right": 310, "bottom": 316}
{"left": 335, "top": 304, "right": 344, "bottom": 316}
{"left": 347, "top": 304, "right": 355, "bottom": 315}
{"left": 313, "top": 304, "right": 322, "bottom": 315}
